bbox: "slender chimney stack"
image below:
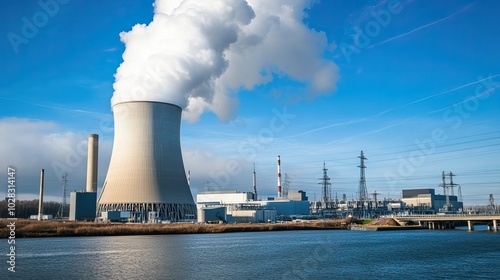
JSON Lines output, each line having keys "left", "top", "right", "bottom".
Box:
{"left": 38, "top": 169, "right": 44, "bottom": 221}
{"left": 277, "top": 155, "right": 282, "bottom": 198}
{"left": 253, "top": 163, "right": 257, "bottom": 201}
{"left": 86, "top": 134, "right": 99, "bottom": 193}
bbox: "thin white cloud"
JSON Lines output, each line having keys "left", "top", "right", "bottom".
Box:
{"left": 281, "top": 108, "right": 392, "bottom": 139}
{"left": 0, "top": 96, "right": 110, "bottom": 118}
{"left": 403, "top": 73, "right": 500, "bottom": 108}
{"left": 424, "top": 85, "right": 500, "bottom": 115}
{"left": 368, "top": 1, "right": 477, "bottom": 49}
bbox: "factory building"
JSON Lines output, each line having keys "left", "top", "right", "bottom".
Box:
{"left": 401, "top": 189, "right": 463, "bottom": 213}
{"left": 69, "top": 192, "right": 97, "bottom": 221}
{"left": 196, "top": 190, "right": 309, "bottom": 223}
{"left": 197, "top": 191, "right": 255, "bottom": 205}
{"left": 197, "top": 207, "right": 227, "bottom": 223}
{"left": 231, "top": 209, "right": 276, "bottom": 223}
{"left": 97, "top": 101, "right": 196, "bottom": 222}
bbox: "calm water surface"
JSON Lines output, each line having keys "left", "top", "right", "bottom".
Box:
{"left": 3, "top": 228, "right": 500, "bottom": 279}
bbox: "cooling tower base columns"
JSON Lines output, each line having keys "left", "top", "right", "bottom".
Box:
{"left": 97, "top": 203, "right": 196, "bottom": 222}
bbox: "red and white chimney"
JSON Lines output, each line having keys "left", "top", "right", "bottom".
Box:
{"left": 277, "top": 155, "right": 282, "bottom": 198}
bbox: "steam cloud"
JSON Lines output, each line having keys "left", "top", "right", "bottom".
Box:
{"left": 112, "top": 0, "right": 338, "bottom": 122}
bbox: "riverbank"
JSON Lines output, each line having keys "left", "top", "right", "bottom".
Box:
{"left": 350, "top": 217, "right": 425, "bottom": 231}
{"left": 0, "top": 218, "right": 351, "bottom": 238}
{"left": 351, "top": 225, "right": 426, "bottom": 231}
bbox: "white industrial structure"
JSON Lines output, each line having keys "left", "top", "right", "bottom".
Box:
{"left": 401, "top": 189, "right": 463, "bottom": 213}
{"left": 97, "top": 101, "right": 196, "bottom": 222}
{"left": 196, "top": 190, "right": 309, "bottom": 223}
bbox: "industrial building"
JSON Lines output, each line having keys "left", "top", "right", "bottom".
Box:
{"left": 231, "top": 209, "right": 276, "bottom": 223}
{"left": 97, "top": 101, "right": 196, "bottom": 222}
{"left": 69, "top": 192, "right": 97, "bottom": 221}
{"left": 401, "top": 189, "right": 463, "bottom": 213}
{"left": 196, "top": 190, "right": 309, "bottom": 223}
{"left": 197, "top": 207, "right": 227, "bottom": 223}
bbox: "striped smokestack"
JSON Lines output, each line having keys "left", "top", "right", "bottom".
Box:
{"left": 277, "top": 155, "right": 282, "bottom": 198}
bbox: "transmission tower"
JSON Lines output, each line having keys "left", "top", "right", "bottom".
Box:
{"left": 370, "top": 190, "right": 380, "bottom": 209}
{"left": 448, "top": 171, "right": 462, "bottom": 206}
{"left": 283, "top": 173, "right": 291, "bottom": 198}
{"left": 448, "top": 171, "right": 457, "bottom": 196}
{"left": 489, "top": 194, "right": 496, "bottom": 213}
{"left": 358, "top": 151, "right": 368, "bottom": 216}
{"left": 57, "top": 173, "right": 68, "bottom": 218}
{"left": 318, "top": 162, "right": 331, "bottom": 209}
{"left": 439, "top": 171, "right": 450, "bottom": 211}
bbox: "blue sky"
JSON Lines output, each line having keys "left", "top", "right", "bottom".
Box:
{"left": 1, "top": 0, "right": 499, "bottom": 205}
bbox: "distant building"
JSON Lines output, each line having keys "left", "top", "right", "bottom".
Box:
{"left": 401, "top": 188, "right": 463, "bottom": 213}
{"left": 29, "top": 215, "right": 53, "bottom": 220}
{"left": 231, "top": 209, "right": 276, "bottom": 223}
{"left": 69, "top": 191, "right": 97, "bottom": 221}
{"left": 197, "top": 191, "right": 255, "bottom": 205}
{"left": 198, "top": 207, "right": 227, "bottom": 223}
{"left": 196, "top": 190, "right": 310, "bottom": 222}
{"left": 287, "top": 190, "right": 308, "bottom": 201}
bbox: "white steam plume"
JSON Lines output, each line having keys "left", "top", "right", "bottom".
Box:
{"left": 112, "top": 0, "right": 338, "bottom": 122}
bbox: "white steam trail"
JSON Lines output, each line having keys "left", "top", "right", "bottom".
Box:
{"left": 112, "top": 0, "right": 338, "bottom": 122}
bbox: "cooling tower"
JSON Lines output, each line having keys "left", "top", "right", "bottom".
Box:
{"left": 86, "top": 134, "right": 98, "bottom": 193}
{"left": 97, "top": 101, "right": 196, "bottom": 221}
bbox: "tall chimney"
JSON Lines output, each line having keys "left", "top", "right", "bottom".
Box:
{"left": 38, "top": 169, "right": 44, "bottom": 221}
{"left": 86, "top": 134, "right": 99, "bottom": 193}
{"left": 277, "top": 155, "right": 282, "bottom": 198}
{"left": 253, "top": 163, "right": 257, "bottom": 201}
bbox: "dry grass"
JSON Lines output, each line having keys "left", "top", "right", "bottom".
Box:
{"left": 0, "top": 218, "right": 351, "bottom": 238}
{"left": 368, "top": 218, "right": 401, "bottom": 226}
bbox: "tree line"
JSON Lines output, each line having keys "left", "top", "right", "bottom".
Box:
{"left": 0, "top": 199, "right": 63, "bottom": 218}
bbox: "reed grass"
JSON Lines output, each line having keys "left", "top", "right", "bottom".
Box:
{"left": 0, "top": 218, "right": 351, "bottom": 238}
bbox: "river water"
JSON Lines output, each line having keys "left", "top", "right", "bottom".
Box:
{"left": 3, "top": 227, "right": 500, "bottom": 279}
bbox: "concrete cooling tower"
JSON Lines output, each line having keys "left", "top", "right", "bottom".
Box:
{"left": 97, "top": 101, "right": 196, "bottom": 222}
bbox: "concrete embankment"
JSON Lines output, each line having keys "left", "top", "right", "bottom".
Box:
{"left": 0, "top": 218, "right": 350, "bottom": 238}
